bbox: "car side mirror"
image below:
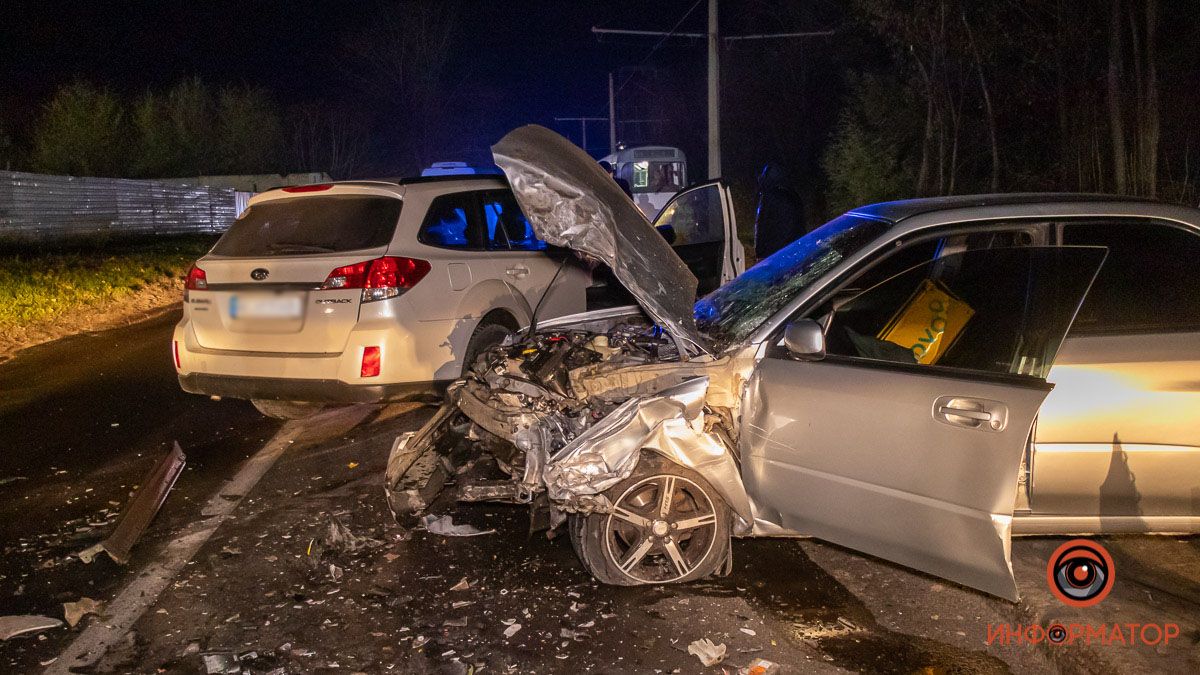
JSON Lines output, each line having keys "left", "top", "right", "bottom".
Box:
{"left": 782, "top": 319, "right": 825, "bottom": 360}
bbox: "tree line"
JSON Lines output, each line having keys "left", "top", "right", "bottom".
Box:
{"left": 823, "top": 0, "right": 1192, "bottom": 213}
{"left": 7, "top": 77, "right": 366, "bottom": 180}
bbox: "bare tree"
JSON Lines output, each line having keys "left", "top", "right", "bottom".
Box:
{"left": 343, "top": 1, "right": 460, "bottom": 172}
{"left": 290, "top": 107, "right": 368, "bottom": 179}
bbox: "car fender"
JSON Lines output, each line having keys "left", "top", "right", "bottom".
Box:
{"left": 542, "top": 376, "right": 753, "bottom": 534}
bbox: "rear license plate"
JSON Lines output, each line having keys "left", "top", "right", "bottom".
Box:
{"left": 229, "top": 293, "right": 304, "bottom": 319}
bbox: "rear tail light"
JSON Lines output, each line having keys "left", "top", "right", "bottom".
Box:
{"left": 184, "top": 265, "right": 207, "bottom": 301}
{"left": 361, "top": 346, "right": 381, "bottom": 377}
{"left": 321, "top": 256, "right": 431, "bottom": 302}
{"left": 185, "top": 265, "right": 208, "bottom": 290}
{"left": 172, "top": 341, "right": 181, "bottom": 370}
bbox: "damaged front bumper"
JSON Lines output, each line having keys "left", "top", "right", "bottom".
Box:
{"left": 384, "top": 377, "right": 753, "bottom": 535}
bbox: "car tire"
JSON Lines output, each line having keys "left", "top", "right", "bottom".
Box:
{"left": 251, "top": 399, "right": 326, "bottom": 420}
{"left": 570, "top": 453, "right": 731, "bottom": 586}
{"left": 462, "top": 321, "right": 513, "bottom": 376}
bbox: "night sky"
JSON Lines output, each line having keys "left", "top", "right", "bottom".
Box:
{"left": 1, "top": 1, "right": 749, "bottom": 161}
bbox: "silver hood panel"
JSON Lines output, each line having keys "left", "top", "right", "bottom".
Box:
{"left": 492, "top": 125, "right": 707, "bottom": 351}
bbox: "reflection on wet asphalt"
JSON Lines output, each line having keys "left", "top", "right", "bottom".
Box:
{"left": 694, "top": 541, "right": 1011, "bottom": 674}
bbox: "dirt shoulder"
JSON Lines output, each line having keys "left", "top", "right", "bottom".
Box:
{"left": 0, "top": 236, "right": 212, "bottom": 363}
{"left": 0, "top": 277, "right": 184, "bottom": 363}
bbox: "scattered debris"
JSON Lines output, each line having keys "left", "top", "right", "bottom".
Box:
{"left": 0, "top": 615, "right": 62, "bottom": 640}
{"left": 739, "top": 658, "right": 781, "bottom": 675}
{"left": 0, "top": 476, "right": 27, "bottom": 487}
{"left": 443, "top": 617, "right": 468, "bottom": 627}
{"left": 62, "top": 597, "right": 104, "bottom": 628}
{"left": 328, "top": 564, "right": 344, "bottom": 582}
{"left": 78, "top": 441, "right": 187, "bottom": 564}
{"left": 420, "top": 514, "right": 495, "bottom": 537}
{"left": 503, "top": 623, "right": 523, "bottom": 638}
{"left": 450, "top": 577, "right": 470, "bottom": 591}
{"left": 687, "top": 638, "right": 727, "bottom": 667}
{"left": 201, "top": 651, "right": 241, "bottom": 674}
{"left": 739, "top": 627, "right": 757, "bottom": 636}
{"left": 323, "top": 516, "right": 382, "bottom": 553}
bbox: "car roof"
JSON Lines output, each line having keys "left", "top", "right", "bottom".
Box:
{"left": 847, "top": 193, "right": 1170, "bottom": 224}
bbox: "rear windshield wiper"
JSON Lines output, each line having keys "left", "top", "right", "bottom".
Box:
{"left": 265, "top": 242, "right": 336, "bottom": 254}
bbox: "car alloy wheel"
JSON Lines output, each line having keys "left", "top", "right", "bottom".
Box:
{"left": 603, "top": 473, "right": 720, "bottom": 584}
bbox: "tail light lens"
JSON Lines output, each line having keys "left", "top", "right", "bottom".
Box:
{"left": 361, "top": 346, "right": 381, "bottom": 378}
{"left": 185, "top": 266, "right": 208, "bottom": 290}
{"left": 184, "top": 265, "right": 207, "bottom": 301}
{"left": 321, "top": 256, "right": 431, "bottom": 302}
{"left": 172, "top": 340, "right": 181, "bottom": 370}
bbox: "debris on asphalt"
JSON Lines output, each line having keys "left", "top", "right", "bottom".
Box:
{"left": 687, "top": 638, "right": 727, "bottom": 666}
{"left": 503, "top": 622, "right": 522, "bottom": 638}
{"left": 62, "top": 596, "right": 104, "bottom": 627}
{"left": 78, "top": 441, "right": 187, "bottom": 564}
{"left": 739, "top": 627, "right": 757, "bottom": 636}
{"left": 449, "top": 577, "right": 470, "bottom": 591}
{"left": 323, "top": 515, "right": 382, "bottom": 553}
{"left": 0, "top": 615, "right": 62, "bottom": 640}
{"left": 201, "top": 651, "right": 241, "bottom": 673}
{"left": 420, "top": 513, "right": 496, "bottom": 537}
{"left": 328, "top": 564, "right": 343, "bottom": 581}
{"left": 739, "top": 658, "right": 781, "bottom": 675}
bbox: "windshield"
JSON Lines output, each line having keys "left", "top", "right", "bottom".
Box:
{"left": 211, "top": 195, "right": 402, "bottom": 257}
{"left": 694, "top": 214, "right": 890, "bottom": 348}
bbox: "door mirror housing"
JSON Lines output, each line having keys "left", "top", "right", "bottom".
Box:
{"left": 782, "top": 319, "right": 826, "bottom": 360}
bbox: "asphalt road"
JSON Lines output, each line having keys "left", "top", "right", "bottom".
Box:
{"left": 0, "top": 308, "right": 282, "bottom": 669}
{"left": 2, "top": 310, "right": 1197, "bottom": 673}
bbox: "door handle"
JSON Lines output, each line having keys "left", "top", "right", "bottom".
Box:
{"left": 506, "top": 266, "right": 529, "bottom": 278}
{"left": 933, "top": 396, "right": 1008, "bottom": 431}
{"left": 937, "top": 406, "right": 993, "bottom": 422}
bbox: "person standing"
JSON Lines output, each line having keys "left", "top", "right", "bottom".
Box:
{"left": 752, "top": 163, "right": 806, "bottom": 259}
{"left": 599, "top": 160, "right": 633, "bottom": 198}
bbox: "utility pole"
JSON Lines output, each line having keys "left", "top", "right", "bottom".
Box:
{"left": 608, "top": 73, "right": 617, "bottom": 155}
{"left": 706, "top": 0, "right": 720, "bottom": 178}
{"left": 593, "top": 1, "right": 832, "bottom": 179}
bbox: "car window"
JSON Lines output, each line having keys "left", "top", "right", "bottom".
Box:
{"left": 481, "top": 190, "right": 546, "bottom": 251}
{"left": 1062, "top": 220, "right": 1200, "bottom": 334}
{"left": 654, "top": 184, "right": 724, "bottom": 246}
{"left": 823, "top": 246, "right": 1107, "bottom": 380}
{"left": 211, "top": 195, "right": 401, "bottom": 257}
{"left": 418, "top": 192, "right": 484, "bottom": 249}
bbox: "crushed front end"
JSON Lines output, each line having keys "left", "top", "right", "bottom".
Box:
{"left": 384, "top": 312, "right": 755, "bottom": 535}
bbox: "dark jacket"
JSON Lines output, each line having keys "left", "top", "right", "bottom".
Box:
{"left": 753, "top": 164, "right": 806, "bottom": 259}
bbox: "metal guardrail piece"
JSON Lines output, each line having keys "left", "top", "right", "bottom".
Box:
{"left": 78, "top": 441, "right": 187, "bottom": 565}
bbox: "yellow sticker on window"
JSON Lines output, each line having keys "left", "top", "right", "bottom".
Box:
{"left": 877, "top": 279, "right": 974, "bottom": 364}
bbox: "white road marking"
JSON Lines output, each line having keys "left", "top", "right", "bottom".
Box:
{"left": 48, "top": 406, "right": 374, "bottom": 673}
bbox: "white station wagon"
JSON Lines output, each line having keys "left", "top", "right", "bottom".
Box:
{"left": 174, "top": 175, "right": 744, "bottom": 418}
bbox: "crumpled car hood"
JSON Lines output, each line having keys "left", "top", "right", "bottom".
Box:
{"left": 492, "top": 125, "right": 708, "bottom": 352}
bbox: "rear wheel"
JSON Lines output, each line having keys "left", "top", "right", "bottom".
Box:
{"left": 251, "top": 399, "right": 326, "bottom": 420}
{"left": 570, "top": 454, "right": 730, "bottom": 586}
{"left": 462, "top": 320, "right": 513, "bottom": 376}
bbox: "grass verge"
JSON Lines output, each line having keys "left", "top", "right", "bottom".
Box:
{"left": 0, "top": 236, "right": 214, "bottom": 329}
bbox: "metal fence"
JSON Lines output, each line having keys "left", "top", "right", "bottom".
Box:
{"left": 0, "top": 170, "right": 249, "bottom": 243}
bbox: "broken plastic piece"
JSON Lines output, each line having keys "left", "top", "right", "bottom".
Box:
{"left": 503, "top": 623, "right": 522, "bottom": 638}
{"left": 201, "top": 651, "right": 241, "bottom": 674}
{"left": 0, "top": 615, "right": 62, "bottom": 640}
{"left": 62, "top": 597, "right": 104, "bottom": 628}
{"left": 687, "top": 638, "right": 727, "bottom": 667}
{"left": 419, "top": 514, "right": 495, "bottom": 537}
{"left": 78, "top": 442, "right": 186, "bottom": 564}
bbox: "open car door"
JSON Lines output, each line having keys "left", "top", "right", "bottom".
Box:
{"left": 652, "top": 181, "right": 746, "bottom": 295}
{"left": 743, "top": 246, "right": 1107, "bottom": 600}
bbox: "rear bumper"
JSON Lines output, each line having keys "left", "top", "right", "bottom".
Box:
{"left": 179, "top": 372, "right": 448, "bottom": 403}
